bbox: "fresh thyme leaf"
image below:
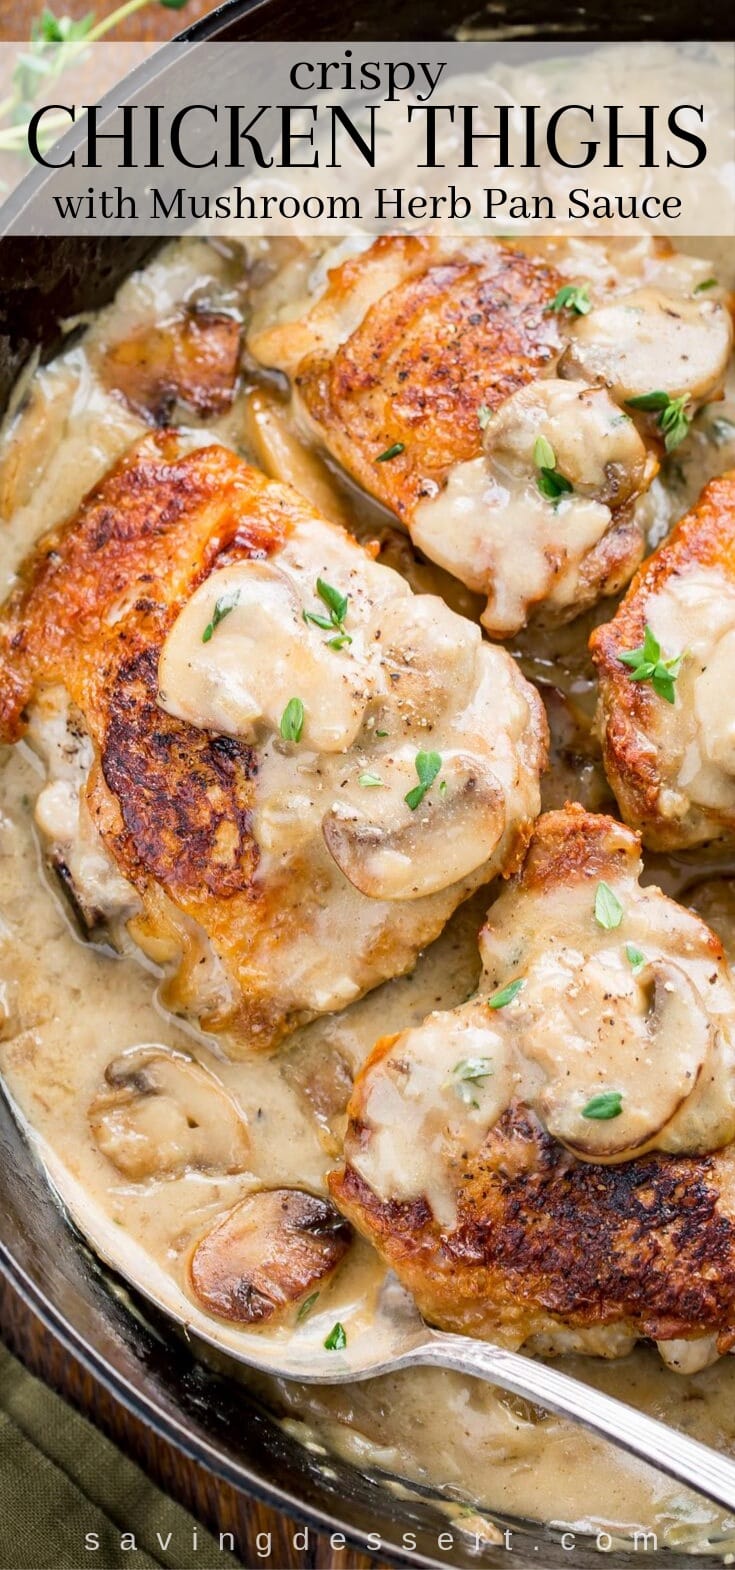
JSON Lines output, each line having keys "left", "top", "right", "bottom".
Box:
{"left": 375, "top": 729, "right": 389, "bottom": 738}
{"left": 625, "top": 943, "right": 645, "bottom": 971}
{"left": 404, "top": 750, "right": 442, "bottom": 811}
{"left": 478, "top": 404, "right": 493, "bottom": 430}
{"left": 453, "top": 1057, "right": 493, "bottom": 1106}
{"left": 533, "top": 435, "right": 573, "bottom": 501}
{"left": 694, "top": 277, "right": 718, "bottom": 292}
{"left": 297, "top": 1291, "right": 319, "bottom": 1322}
{"left": 376, "top": 442, "right": 405, "bottom": 462}
{"left": 626, "top": 391, "right": 691, "bottom": 452}
{"left": 582, "top": 1090, "right": 623, "bottom": 1121}
{"left": 201, "top": 589, "right": 239, "bottom": 643}
{"left": 594, "top": 881, "right": 624, "bottom": 930}
{"left": 487, "top": 978, "right": 525, "bottom": 1009}
{"left": 618, "top": 625, "right": 683, "bottom": 704}
{"left": 359, "top": 771, "right": 383, "bottom": 787}
{"left": 327, "top": 632, "right": 352, "bottom": 650}
{"left": 324, "top": 1321, "right": 347, "bottom": 1351}
{"left": 316, "top": 577, "right": 349, "bottom": 626}
{"left": 533, "top": 434, "right": 555, "bottom": 470}
{"left": 303, "top": 610, "right": 335, "bottom": 631}
{"left": 547, "top": 282, "right": 591, "bottom": 316}
{"left": 280, "top": 697, "right": 304, "bottom": 743}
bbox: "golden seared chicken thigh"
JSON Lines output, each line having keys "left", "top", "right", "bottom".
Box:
{"left": 0, "top": 434, "right": 546, "bottom": 1051}
{"left": 249, "top": 237, "right": 732, "bottom": 637}
{"left": 592, "top": 471, "right": 735, "bottom": 850}
{"left": 330, "top": 807, "right": 735, "bottom": 1365}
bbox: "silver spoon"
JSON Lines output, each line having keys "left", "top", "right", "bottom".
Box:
{"left": 201, "top": 1271, "right": 735, "bottom": 1521}
{"left": 36, "top": 1139, "right": 735, "bottom": 1525}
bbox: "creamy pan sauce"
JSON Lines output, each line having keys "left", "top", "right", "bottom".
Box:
{"left": 1, "top": 233, "right": 735, "bottom": 1555}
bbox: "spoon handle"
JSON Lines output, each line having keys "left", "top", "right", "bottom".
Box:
{"left": 404, "top": 1334, "right": 735, "bottom": 1517}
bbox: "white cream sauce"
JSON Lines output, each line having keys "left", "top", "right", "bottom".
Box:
{"left": 646, "top": 570, "right": 735, "bottom": 827}
{"left": 1, "top": 232, "right": 735, "bottom": 1554}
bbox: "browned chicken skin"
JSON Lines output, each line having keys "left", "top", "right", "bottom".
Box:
{"left": 250, "top": 236, "right": 732, "bottom": 637}
{"left": 330, "top": 807, "right": 735, "bottom": 1362}
{"left": 290, "top": 238, "right": 564, "bottom": 523}
{"left": 592, "top": 471, "right": 735, "bottom": 849}
{"left": 0, "top": 433, "right": 546, "bottom": 1051}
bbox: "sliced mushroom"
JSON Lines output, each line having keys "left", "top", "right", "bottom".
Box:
{"left": 188, "top": 1188, "right": 352, "bottom": 1324}
{"left": 559, "top": 288, "right": 732, "bottom": 406}
{"left": 89, "top": 1045, "right": 250, "bottom": 1180}
{"left": 537, "top": 959, "right": 711, "bottom": 1159}
{"left": 485, "top": 380, "right": 649, "bottom": 508}
{"left": 158, "top": 559, "right": 371, "bottom": 751}
{"left": 370, "top": 594, "right": 480, "bottom": 721}
{"left": 322, "top": 750, "right": 506, "bottom": 900}
{"left": 101, "top": 307, "right": 241, "bottom": 424}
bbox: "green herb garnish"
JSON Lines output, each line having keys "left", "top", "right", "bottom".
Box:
{"left": 547, "top": 282, "right": 591, "bottom": 316}
{"left": 582, "top": 1090, "right": 623, "bottom": 1121}
{"left": 280, "top": 697, "right": 305, "bottom": 742}
{"left": 376, "top": 442, "right": 405, "bottom": 462}
{"left": 626, "top": 391, "right": 691, "bottom": 453}
{"left": 594, "top": 881, "right": 624, "bottom": 931}
{"left": 404, "top": 750, "right": 442, "bottom": 811}
{"left": 453, "top": 1057, "right": 494, "bottom": 1107}
{"left": 297, "top": 1291, "right": 320, "bottom": 1322}
{"left": 618, "top": 624, "right": 684, "bottom": 704}
{"left": 324, "top": 1322, "right": 347, "bottom": 1351}
{"left": 304, "top": 578, "right": 352, "bottom": 647}
{"left": 487, "top": 978, "right": 525, "bottom": 1009}
{"left": 533, "top": 435, "right": 573, "bottom": 502}
{"left": 694, "top": 277, "right": 718, "bottom": 293}
{"left": 202, "top": 590, "right": 239, "bottom": 643}
{"left": 625, "top": 943, "right": 645, "bottom": 972}
{"left": 359, "top": 771, "right": 383, "bottom": 787}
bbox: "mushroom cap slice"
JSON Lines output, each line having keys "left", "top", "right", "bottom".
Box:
{"left": 188, "top": 1189, "right": 352, "bottom": 1324}
{"left": 158, "top": 559, "right": 370, "bottom": 752}
{"left": 485, "top": 380, "right": 649, "bottom": 507}
{"left": 322, "top": 750, "right": 506, "bottom": 901}
{"left": 559, "top": 287, "right": 732, "bottom": 406}
{"left": 89, "top": 1045, "right": 250, "bottom": 1181}
{"left": 537, "top": 959, "right": 712, "bottom": 1160}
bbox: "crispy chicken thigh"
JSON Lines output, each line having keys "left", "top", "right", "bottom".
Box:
{"left": 249, "top": 237, "right": 732, "bottom": 637}
{"left": 0, "top": 434, "right": 546, "bottom": 1051}
{"left": 330, "top": 807, "right": 735, "bottom": 1363}
{"left": 592, "top": 471, "right": 735, "bottom": 850}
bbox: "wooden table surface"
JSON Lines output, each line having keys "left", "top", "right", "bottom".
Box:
{"left": 0, "top": 1269, "right": 382, "bottom": 1569}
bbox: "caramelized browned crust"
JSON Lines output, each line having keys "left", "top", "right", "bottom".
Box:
{"left": 330, "top": 806, "right": 735, "bottom": 1350}
{"left": 590, "top": 471, "right": 735, "bottom": 848}
{"left": 189, "top": 1189, "right": 352, "bottom": 1325}
{"left": 331, "top": 1106, "right": 735, "bottom": 1351}
{"left": 294, "top": 238, "right": 563, "bottom": 523}
{"left": 101, "top": 307, "right": 241, "bottom": 423}
{"left": 0, "top": 435, "right": 320, "bottom": 1042}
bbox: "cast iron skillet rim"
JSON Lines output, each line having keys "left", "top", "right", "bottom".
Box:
{"left": 0, "top": 1238, "right": 421, "bottom": 1570}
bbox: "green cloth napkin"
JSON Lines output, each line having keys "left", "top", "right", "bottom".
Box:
{"left": 0, "top": 1340, "right": 242, "bottom": 1570}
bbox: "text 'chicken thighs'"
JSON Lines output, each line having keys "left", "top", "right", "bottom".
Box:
{"left": 0, "top": 434, "right": 546, "bottom": 1052}
{"left": 592, "top": 471, "right": 735, "bottom": 849}
{"left": 250, "top": 237, "right": 732, "bottom": 637}
{"left": 330, "top": 807, "right": 735, "bottom": 1363}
